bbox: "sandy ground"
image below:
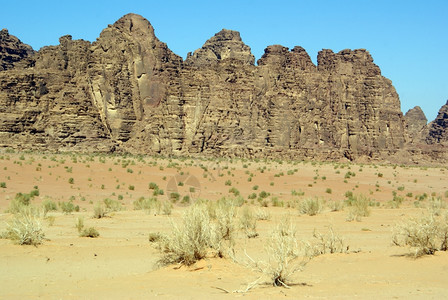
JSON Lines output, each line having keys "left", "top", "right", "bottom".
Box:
{"left": 0, "top": 151, "right": 448, "bottom": 299}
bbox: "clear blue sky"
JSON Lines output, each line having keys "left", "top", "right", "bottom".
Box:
{"left": 1, "top": 0, "right": 446, "bottom": 122}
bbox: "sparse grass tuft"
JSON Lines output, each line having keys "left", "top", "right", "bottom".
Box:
{"left": 42, "top": 199, "right": 57, "bottom": 215}
{"left": 93, "top": 202, "right": 107, "bottom": 219}
{"left": 2, "top": 208, "right": 45, "bottom": 246}
{"left": 328, "top": 200, "right": 344, "bottom": 212}
{"left": 254, "top": 208, "right": 271, "bottom": 221}
{"left": 239, "top": 206, "right": 258, "bottom": 238}
{"left": 299, "top": 198, "right": 323, "bottom": 216}
{"left": 345, "top": 194, "right": 371, "bottom": 221}
{"left": 103, "top": 198, "right": 122, "bottom": 212}
{"left": 133, "top": 197, "right": 155, "bottom": 211}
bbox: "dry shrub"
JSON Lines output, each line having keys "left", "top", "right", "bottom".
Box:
{"left": 103, "top": 198, "right": 122, "bottom": 212}
{"left": 75, "top": 217, "right": 84, "bottom": 233}
{"left": 215, "top": 199, "right": 237, "bottom": 242}
{"left": 76, "top": 216, "right": 100, "bottom": 238}
{"left": 242, "top": 217, "right": 311, "bottom": 287}
{"left": 133, "top": 197, "right": 155, "bottom": 212}
{"left": 392, "top": 212, "right": 448, "bottom": 257}
{"left": 310, "top": 227, "right": 347, "bottom": 255}
{"left": 2, "top": 207, "right": 45, "bottom": 246}
{"left": 148, "top": 232, "right": 165, "bottom": 243}
{"left": 157, "top": 202, "right": 234, "bottom": 266}
{"left": 328, "top": 200, "right": 344, "bottom": 212}
{"left": 428, "top": 197, "right": 447, "bottom": 216}
{"left": 239, "top": 206, "right": 258, "bottom": 238}
{"left": 254, "top": 208, "right": 271, "bottom": 221}
{"left": 299, "top": 198, "right": 323, "bottom": 216}
{"left": 7, "top": 192, "right": 36, "bottom": 214}
{"left": 42, "top": 199, "right": 58, "bottom": 215}
{"left": 79, "top": 227, "right": 100, "bottom": 238}
{"left": 161, "top": 201, "right": 173, "bottom": 215}
{"left": 345, "top": 194, "right": 371, "bottom": 221}
{"left": 93, "top": 202, "right": 107, "bottom": 219}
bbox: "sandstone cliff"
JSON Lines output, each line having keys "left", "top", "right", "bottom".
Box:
{"left": 0, "top": 29, "right": 34, "bottom": 71}
{"left": 404, "top": 106, "right": 427, "bottom": 141}
{"left": 426, "top": 100, "right": 448, "bottom": 146}
{"left": 0, "top": 14, "right": 445, "bottom": 163}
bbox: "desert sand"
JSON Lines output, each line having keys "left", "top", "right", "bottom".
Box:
{"left": 1, "top": 151, "right": 448, "bottom": 299}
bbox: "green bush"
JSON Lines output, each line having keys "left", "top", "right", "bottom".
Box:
{"left": 291, "top": 189, "right": 305, "bottom": 196}
{"left": 258, "top": 191, "right": 269, "bottom": 199}
{"left": 148, "top": 182, "right": 159, "bottom": 190}
{"left": 59, "top": 201, "right": 79, "bottom": 214}
{"left": 228, "top": 187, "right": 240, "bottom": 196}
{"left": 79, "top": 227, "right": 100, "bottom": 238}
{"left": 169, "top": 192, "right": 180, "bottom": 202}
{"left": 181, "top": 195, "right": 190, "bottom": 204}
{"left": 103, "top": 198, "right": 122, "bottom": 212}
{"left": 42, "top": 199, "right": 57, "bottom": 214}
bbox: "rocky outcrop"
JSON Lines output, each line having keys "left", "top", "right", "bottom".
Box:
{"left": 426, "top": 100, "right": 448, "bottom": 145}
{"left": 0, "top": 13, "right": 445, "bottom": 162}
{"left": 185, "top": 29, "right": 255, "bottom": 67}
{"left": 404, "top": 106, "right": 427, "bottom": 140}
{"left": 0, "top": 29, "right": 34, "bottom": 71}
{"left": 0, "top": 31, "right": 112, "bottom": 151}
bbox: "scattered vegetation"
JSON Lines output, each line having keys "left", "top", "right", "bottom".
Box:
{"left": 392, "top": 212, "right": 448, "bottom": 257}
{"left": 59, "top": 201, "right": 79, "bottom": 214}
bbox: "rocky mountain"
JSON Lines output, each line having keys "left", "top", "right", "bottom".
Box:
{"left": 426, "top": 100, "right": 448, "bottom": 146}
{"left": 0, "top": 14, "right": 446, "bottom": 163}
{"left": 0, "top": 28, "right": 34, "bottom": 71}
{"left": 404, "top": 106, "right": 427, "bottom": 140}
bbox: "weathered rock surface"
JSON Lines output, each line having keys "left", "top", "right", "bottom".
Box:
{"left": 0, "top": 29, "right": 34, "bottom": 71}
{"left": 0, "top": 13, "right": 446, "bottom": 163}
{"left": 404, "top": 106, "right": 427, "bottom": 140}
{"left": 426, "top": 100, "right": 448, "bottom": 146}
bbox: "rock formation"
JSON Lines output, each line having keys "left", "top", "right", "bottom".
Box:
{"left": 0, "top": 29, "right": 34, "bottom": 71}
{"left": 0, "top": 13, "right": 446, "bottom": 163}
{"left": 426, "top": 100, "right": 448, "bottom": 146}
{"left": 404, "top": 106, "right": 427, "bottom": 140}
